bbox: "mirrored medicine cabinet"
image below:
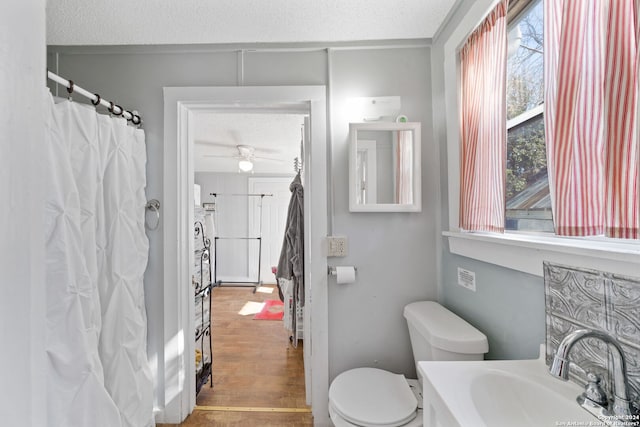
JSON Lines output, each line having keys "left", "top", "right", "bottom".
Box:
{"left": 349, "top": 122, "right": 421, "bottom": 212}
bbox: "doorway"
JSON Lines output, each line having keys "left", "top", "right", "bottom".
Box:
{"left": 192, "top": 111, "right": 305, "bottom": 287}
{"left": 192, "top": 112, "right": 305, "bottom": 418}
{"left": 161, "top": 86, "right": 329, "bottom": 425}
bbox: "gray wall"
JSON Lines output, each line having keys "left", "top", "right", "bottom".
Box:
{"left": 47, "top": 43, "right": 437, "bottom": 390}
{"left": 328, "top": 47, "right": 437, "bottom": 378}
{"left": 431, "top": 1, "right": 546, "bottom": 360}
{"left": 441, "top": 253, "right": 545, "bottom": 359}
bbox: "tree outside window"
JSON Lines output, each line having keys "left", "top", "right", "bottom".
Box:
{"left": 505, "top": 0, "right": 553, "bottom": 232}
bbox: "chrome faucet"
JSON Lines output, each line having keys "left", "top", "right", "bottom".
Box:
{"left": 550, "top": 328, "right": 637, "bottom": 417}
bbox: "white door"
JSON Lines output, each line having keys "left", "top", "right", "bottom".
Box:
{"left": 248, "top": 177, "right": 294, "bottom": 284}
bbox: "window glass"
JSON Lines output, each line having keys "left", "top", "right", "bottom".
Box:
{"left": 505, "top": 0, "right": 552, "bottom": 232}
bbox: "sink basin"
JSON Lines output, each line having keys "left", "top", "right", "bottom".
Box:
{"left": 418, "top": 348, "right": 599, "bottom": 427}
{"left": 470, "top": 369, "right": 593, "bottom": 426}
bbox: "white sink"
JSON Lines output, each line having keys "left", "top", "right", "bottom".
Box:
{"left": 418, "top": 349, "right": 600, "bottom": 427}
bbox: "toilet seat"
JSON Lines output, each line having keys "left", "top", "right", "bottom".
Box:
{"left": 329, "top": 368, "right": 418, "bottom": 427}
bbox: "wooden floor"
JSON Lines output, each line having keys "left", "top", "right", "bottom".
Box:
{"left": 159, "top": 284, "right": 312, "bottom": 427}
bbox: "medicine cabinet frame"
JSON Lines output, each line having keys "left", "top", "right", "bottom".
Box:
{"left": 349, "top": 122, "right": 422, "bottom": 212}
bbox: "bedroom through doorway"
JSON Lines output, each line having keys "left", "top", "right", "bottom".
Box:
{"left": 188, "top": 110, "right": 311, "bottom": 424}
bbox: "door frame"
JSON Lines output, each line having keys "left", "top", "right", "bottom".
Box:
{"left": 161, "top": 86, "right": 328, "bottom": 425}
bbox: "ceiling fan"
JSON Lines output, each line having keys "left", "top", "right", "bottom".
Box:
{"left": 202, "top": 144, "right": 284, "bottom": 172}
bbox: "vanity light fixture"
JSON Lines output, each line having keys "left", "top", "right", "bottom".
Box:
{"left": 346, "top": 96, "right": 401, "bottom": 122}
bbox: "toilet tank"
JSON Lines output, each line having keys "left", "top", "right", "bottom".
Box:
{"left": 403, "top": 301, "right": 488, "bottom": 364}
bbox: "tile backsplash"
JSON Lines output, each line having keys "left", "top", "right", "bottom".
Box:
{"left": 544, "top": 262, "right": 640, "bottom": 407}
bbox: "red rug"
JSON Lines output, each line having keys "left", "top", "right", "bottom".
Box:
{"left": 253, "top": 299, "right": 284, "bottom": 320}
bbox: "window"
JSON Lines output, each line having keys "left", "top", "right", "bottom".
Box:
{"left": 505, "top": 0, "right": 551, "bottom": 232}
{"left": 443, "top": 0, "right": 640, "bottom": 277}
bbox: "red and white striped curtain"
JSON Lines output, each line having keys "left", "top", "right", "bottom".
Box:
{"left": 395, "top": 130, "right": 413, "bottom": 204}
{"left": 544, "top": 0, "right": 639, "bottom": 238}
{"left": 459, "top": 0, "right": 509, "bottom": 232}
{"left": 637, "top": 0, "right": 640, "bottom": 239}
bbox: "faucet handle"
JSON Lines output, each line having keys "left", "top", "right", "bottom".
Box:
{"left": 582, "top": 372, "right": 609, "bottom": 407}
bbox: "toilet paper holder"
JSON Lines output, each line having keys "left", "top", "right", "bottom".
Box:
{"left": 328, "top": 266, "right": 357, "bottom": 276}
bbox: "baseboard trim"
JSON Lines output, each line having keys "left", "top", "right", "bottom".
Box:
{"left": 195, "top": 405, "right": 312, "bottom": 413}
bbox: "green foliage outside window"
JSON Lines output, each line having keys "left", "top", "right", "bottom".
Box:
{"left": 506, "top": 117, "right": 545, "bottom": 200}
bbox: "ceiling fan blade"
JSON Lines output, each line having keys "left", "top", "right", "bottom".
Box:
{"left": 202, "top": 154, "right": 239, "bottom": 158}
{"left": 194, "top": 140, "right": 237, "bottom": 148}
{"left": 196, "top": 141, "right": 286, "bottom": 155}
{"left": 253, "top": 146, "right": 285, "bottom": 155}
{"left": 254, "top": 156, "right": 285, "bottom": 163}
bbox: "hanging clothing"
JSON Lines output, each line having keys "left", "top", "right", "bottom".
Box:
{"left": 45, "top": 94, "right": 153, "bottom": 427}
{"left": 276, "top": 173, "right": 304, "bottom": 344}
{"left": 276, "top": 173, "right": 304, "bottom": 303}
{"left": 276, "top": 172, "right": 304, "bottom": 347}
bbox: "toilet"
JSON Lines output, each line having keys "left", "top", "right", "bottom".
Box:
{"left": 328, "top": 301, "right": 488, "bottom": 427}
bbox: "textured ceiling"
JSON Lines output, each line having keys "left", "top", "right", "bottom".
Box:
{"left": 46, "top": 0, "right": 457, "bottom": 45}
{"left": 192, "top": 112, "right": 306, "bottom": 174}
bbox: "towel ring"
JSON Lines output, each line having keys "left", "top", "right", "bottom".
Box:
{"left": 145, "top": 199, "right": 161, "bottom": 230}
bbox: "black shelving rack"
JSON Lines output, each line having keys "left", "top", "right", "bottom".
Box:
{"left": 194, "top": 220, "right": 213, "bottom": 395}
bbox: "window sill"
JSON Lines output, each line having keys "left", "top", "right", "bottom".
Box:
{"left": 444, "top": 230, "right": 640, "bottom": 277}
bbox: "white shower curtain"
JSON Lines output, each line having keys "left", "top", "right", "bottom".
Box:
{"left": 44, "top": 94, "right": 153, "bottom": 427}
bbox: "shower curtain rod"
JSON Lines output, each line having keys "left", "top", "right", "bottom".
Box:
{"left": 47, "top": 70, "right": 142, "bottom": 125}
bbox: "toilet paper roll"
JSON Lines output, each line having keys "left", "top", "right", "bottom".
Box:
{"left": 335, "top": 266, "right": 356, "bottom": 284}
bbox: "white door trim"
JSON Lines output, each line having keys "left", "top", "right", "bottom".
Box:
{"left": 161, "top": 86, "right": 329, "bottom": 425}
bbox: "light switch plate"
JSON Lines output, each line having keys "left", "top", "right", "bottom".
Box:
{"left": 327, "top": 236, "right": 348, "bottom": 257}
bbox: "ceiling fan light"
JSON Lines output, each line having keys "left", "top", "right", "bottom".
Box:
{"left": 238, "top": 159, "right": 254, "bottom": 172}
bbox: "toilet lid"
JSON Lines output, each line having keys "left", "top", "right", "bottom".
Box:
{"left": 329, "top": 368, "right": 418, "bottom": 427}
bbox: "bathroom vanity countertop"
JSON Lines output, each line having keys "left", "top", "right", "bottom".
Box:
{"left": 418, "top": 356, "right": 600, "bottom": 427}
